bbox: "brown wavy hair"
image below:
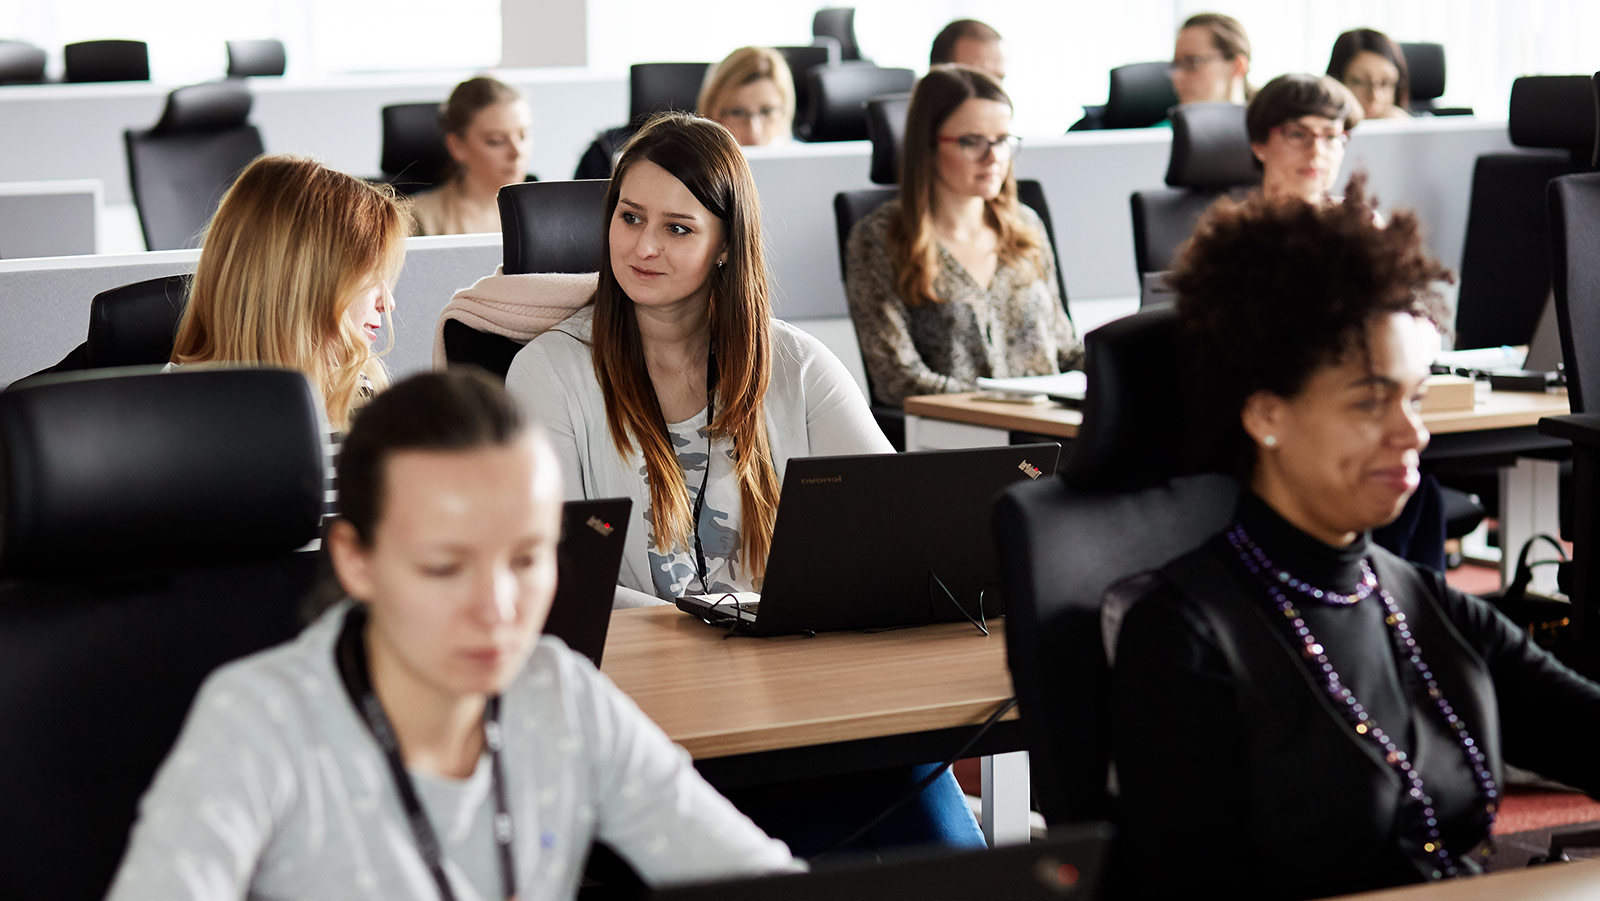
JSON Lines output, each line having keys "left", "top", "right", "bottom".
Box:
{"left": 592, "top": 113, "right": 780, "bottom": 580}
{"left": 1171, "top": 174, "right": 1450, "bottom": 472}
{"left": 172, "top": 155, "right": 407, "bottom": 430}
{"left": 891, "top": 64, "right": 1044, "bottom": 308}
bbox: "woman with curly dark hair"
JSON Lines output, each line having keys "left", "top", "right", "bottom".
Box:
{"left": 1108, "top": 182, "right": 1600, "bottom": 899}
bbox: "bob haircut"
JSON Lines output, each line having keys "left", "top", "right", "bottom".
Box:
{"left": 697, "top": 47, "right": 795, "bottom": 132}
{"left": 171, "top": 154, "right": 408, "bottom": 431}
{"left": 591, "top": 113, "right": 782, "bottom": 580}
{"left": 1246, "top": 73, "right": 1364, "bottom": 145}
{"left": 438, "top": 75, "right": 525, "bottom": 180}
{"left": 1170, "top": 174, "right": 1449, "bottom": 474}
{"left": 891, "top": 64, "right": 1045, "bottom": 308}
{"left": 1327, "top": 28, "right": 1412, "bottom": 111}
{"left": 336, "top": 369, "right": 530, "bottom": 547}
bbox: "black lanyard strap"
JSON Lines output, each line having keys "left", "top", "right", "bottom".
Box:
{"left": 692, "top": 347, "right": 719, "bottom": 593}
{"left": 335, "top": 606, "right": 517, "bottom": 901}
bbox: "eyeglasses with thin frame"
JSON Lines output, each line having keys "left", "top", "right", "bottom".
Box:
{"left": 936, "top": 133, "right": 1022, "bottom": 161}
{"left": 1168, "top": 53, "right": 1224, "bottom": 74}
{"left": 1345, "top": 75, "right": 1399, "bottom": 93}
{"left": 1271, "top": 123, "right": 1351, "bottom": 150}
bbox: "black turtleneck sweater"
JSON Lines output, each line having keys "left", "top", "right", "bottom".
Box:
{"left": 1110, "top": 492, "right": 1600, "bottom": 899}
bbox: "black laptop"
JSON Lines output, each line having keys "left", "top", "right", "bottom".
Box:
{"left": 674, "top": 444, "right": 1060, "bottom": 635}
{"left": 649, "top": 823, "right": 1112, "bottom": 900}
{"left": 542, "top": 498, "right": 630, "bottom": 665}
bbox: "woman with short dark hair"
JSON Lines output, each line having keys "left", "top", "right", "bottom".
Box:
{"left": 1329, "top": 28, "right": 1413, "bottom": 120}
{"left": 1246, "top": 73, "right": 1363, "bottom": 205}
{"left": 1109, "top": 182, "right": 1600, "bottom": 898}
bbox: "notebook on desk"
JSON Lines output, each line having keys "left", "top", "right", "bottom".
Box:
{"left": 649, "top": 822, "right": 1111, "bottom": 899}
{"left": 543, "top": 498, "right": 630, "bottom": 666}
{"left": 674, "top": 444, "right": 1061, "bottom": 635}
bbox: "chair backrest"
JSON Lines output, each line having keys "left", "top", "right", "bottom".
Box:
{"left": 87, "top": 274, "right": 190, "bottom": 369}
{"left": 63, "top": 39, "right": 149, "bottom": 82}
{"left": 0, "top": 367, "right": 324, "bottom": 899}
{"left": 777, "top": 40, "right": 841, "bottom": 138}
{"left": 1128, "top": 103, "right": 1257, "bottom": 275}
{"left": 812, "top": 7, "right": 862, "bottom": 61}
{"left": 865, "top": 94, "right": 910, "bottom": 185}
{"left": 499, "top": 179, "right": 609, "bottom": 275}
{"left": 1549, "top": 171, "right": 1600, "bottom": 413}
{"left": 1103, "top": 61, "right": 1179, "bottom": 130}
{"left": 629, "top": 62, "right": 711, "bottom": 126}
{"left": 225, "top": 38, "right": 286, "bottom": 78}
{"left": 380, "top": 101, "right": 449, "bottom": 192}
{"left": 802, "top": 65, "right": 916, "bottom": 142}
{"left": 996, "top": 306, "right": 1238, "bottom": 823}
{"left": 124, "top": 80, "right": 264, "bottom": 251}
{"left": 1456, "top": 75, "right": 1596, "bottom": 350}
{"left": 0, "top": 40, "right": 47, "bottom": 83}
{"left": 1399, "top": 41, "right": 1446, "bottom": 108}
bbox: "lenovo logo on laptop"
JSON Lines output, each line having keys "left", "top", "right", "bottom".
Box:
{"left": 586, "top": 516, "right": 614, "bottom": 537}
{"left": 1018, "top": 460, "right": 1043, "bottom": 480}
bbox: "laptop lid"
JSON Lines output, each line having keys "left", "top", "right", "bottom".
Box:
{"left": 649, "top": 822, "right": 1111, "bottom": 900}
{"left": 543, "top": 498, "right": 630, "bottom": 666}
{"left": 748, "top": 443, "right": 1061, "bottom": 635}
{"left": 1524, "top": 291, "right": 1564, "bottom": 375}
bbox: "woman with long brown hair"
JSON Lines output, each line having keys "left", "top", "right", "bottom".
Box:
{"left": 844, "top": 64, "right": 1081, "bottom": 406}
{"left": 506, "top": 112, "right": 983, "bottom": 854}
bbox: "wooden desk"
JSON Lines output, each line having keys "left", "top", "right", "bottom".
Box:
{"left": 904, "top": 389, "right": 1572, "bottom": 592}
{"left": 1332, "top": 859, "right": 1600, "bottom": 899}
{"left": 601, "top": 606, "right": 1028, "bottom": 845}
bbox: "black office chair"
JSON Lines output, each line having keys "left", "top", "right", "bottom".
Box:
{"left": 0, "top": 367, "right": 325, "bottom": 900}
{"left": 437, "top": 179, "right": 608, "bottom": 380}
{"left": 776, "top": 40, "right": 841, "bottom": 139}
{"left": 63, "top": 38, "right": 149, "bottom": 82}
{"left": 801, "top": 65, "right": 915, "bottom": 142}
{"left": 0, "top": 40, "right": 46, "bottom": 84}
{"left": 1103, "top": 61, "right": 1180, "bottom": 129}
{"left": 812, "top": 7, "right": 864, "bottom": 62}
{"left": 380, "top": 101, "right": 450, "bottom": 195}
{"left": 1399, "top": 41, "right": 1471, "bottom": 117}
{"left": 124, "top": 80, "right": 264, "bottom": 251}
{"left": 15, "top": 274, "right": 192, "bottom": 388}
{"left": 629, "top": 62, "right": 711, "bottom": 126}
{"left": 1455, "top": 75, "right": 1596, "bottom": 351}
{"left": 865, "top": 94, "right": 910, "bottom": 185}
{"left": 1129, "top": 102, "right": 1259, "bottom": 276}
{"left": 573, "top": 124, "right": 635, "bottom": 179}
{"left": 225, "top": 38, "right": 286, "bottom": 78}
{"left": 1549, "top": 170, "right": 1600, "bottom": 413}
{"left": 994, "top": 305, "right": 1239, "bottom": 825}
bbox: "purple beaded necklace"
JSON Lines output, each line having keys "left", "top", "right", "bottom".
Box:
{"left": 1227, "top": 523, "right": 1499, "bottom": 878}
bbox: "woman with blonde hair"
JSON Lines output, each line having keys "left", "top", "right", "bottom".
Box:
{"left": 1170, "top": 12, "right": 1252, "bottom": 105}
{"left": 697, "top": 47, "right": 795, "bottom": 147}
{"left": 506, "top": 113, "right": 982, "bottom": 853}
{"left": 171, "top": 154, "right": 407, "bottom": 430}
{"left": 845, "top": 64, "right": 1081, "bottom": 406}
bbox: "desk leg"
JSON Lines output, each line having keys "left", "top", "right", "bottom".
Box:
{"left": 1499, "top": 457, "right": 1563, "bottom": 596}
{"left": 904, "top": 414, "right": 1011, "bottom": 452}
{"left": 980, "top": 751, "right": 1031, "bottom": 847}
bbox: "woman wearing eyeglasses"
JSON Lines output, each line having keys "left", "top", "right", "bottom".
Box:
{"left": 698, "top": 47, "right": 795, "bottom": 147}
{"left": 1329, "top": 29, "right": 1413, "bottom": 121}
{"left": 844, "top": 65, "right": 1081, "bottom": 407}
{"left": 1248, "top": 74, "right": 1364, "bottom": 206}
{"left": 1170, "top": 12, "right": 1252, "bottom": 106}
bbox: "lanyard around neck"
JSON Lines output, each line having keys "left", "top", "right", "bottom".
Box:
{"left": 691, "top": 348, "right": 719, "bottom": 593}
{"left": 334, "top": 606, "right": 517, "bottom": 901}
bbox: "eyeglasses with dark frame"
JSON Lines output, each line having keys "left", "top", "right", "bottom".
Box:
{"left": 1168, "top": 53, "right": 1224, "bottom": 74}
{"left": 936, "top": 133, "right": 1022, "bottom": 161}
{"left": 1270, "top": 123, "right": 1351, "bottom": 150}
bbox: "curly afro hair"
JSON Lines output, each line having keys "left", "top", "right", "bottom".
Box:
{"left": 1170, "top": 173, "right": 1451, "bottom": 473}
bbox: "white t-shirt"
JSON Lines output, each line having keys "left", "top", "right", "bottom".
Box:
{"left": 106, "top": 603, "right": 798, "bottom": 900}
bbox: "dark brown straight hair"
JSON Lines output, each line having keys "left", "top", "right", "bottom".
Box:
{"left": 592, "top": 113, "right": 780, "bottom": 580}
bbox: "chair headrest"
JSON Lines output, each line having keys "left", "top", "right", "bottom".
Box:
{"left": 804, "top": 65, "right": 916, "bottom": 142}
{"left": 0, "top": 41, "right": 47, "bottom": 82}
{"left": 0, "top": 368, "right": 324, "bottom": 578}
{"left": 380, "top": 102, "right": 449, "bottom": 184}
{"left": 225, "top": 39, "right": 286, "bottom": 78}
{"left": 628, "top": 62, "right": 711, "bottom": 126}
{"left": 1165, "top": 102, "right": 1260, "bottom": 190}
{"left": 1105, "top": 62, "right": 1179, "bottom": 129}
{"left": 813, "top": 8, "right": 862, "bottom": 61}
{"left": 85, "top": 274, "right": 190, "bottom": 369}
{"left": 1509, "top": 75, "right": 1597, "bottom": 156}
{"left": 866, "top": 94, "right": 910, "bottom": 185}
{"left": 499, "top": 179, "right": 610, "bottom": 275}
{"left": 1399, "top": 42, "right": 1446, "bottom": 102}
{"left": 152, "top": 81, "right": 254, "bottom": 135}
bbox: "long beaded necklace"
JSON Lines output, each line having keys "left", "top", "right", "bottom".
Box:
{"left": 1227, "top": 523, "right": 1499, "bottom": 879}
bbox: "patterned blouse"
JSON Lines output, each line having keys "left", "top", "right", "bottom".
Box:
{"left": 844, "top": 199, "right": 1084, "bottom": 405}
